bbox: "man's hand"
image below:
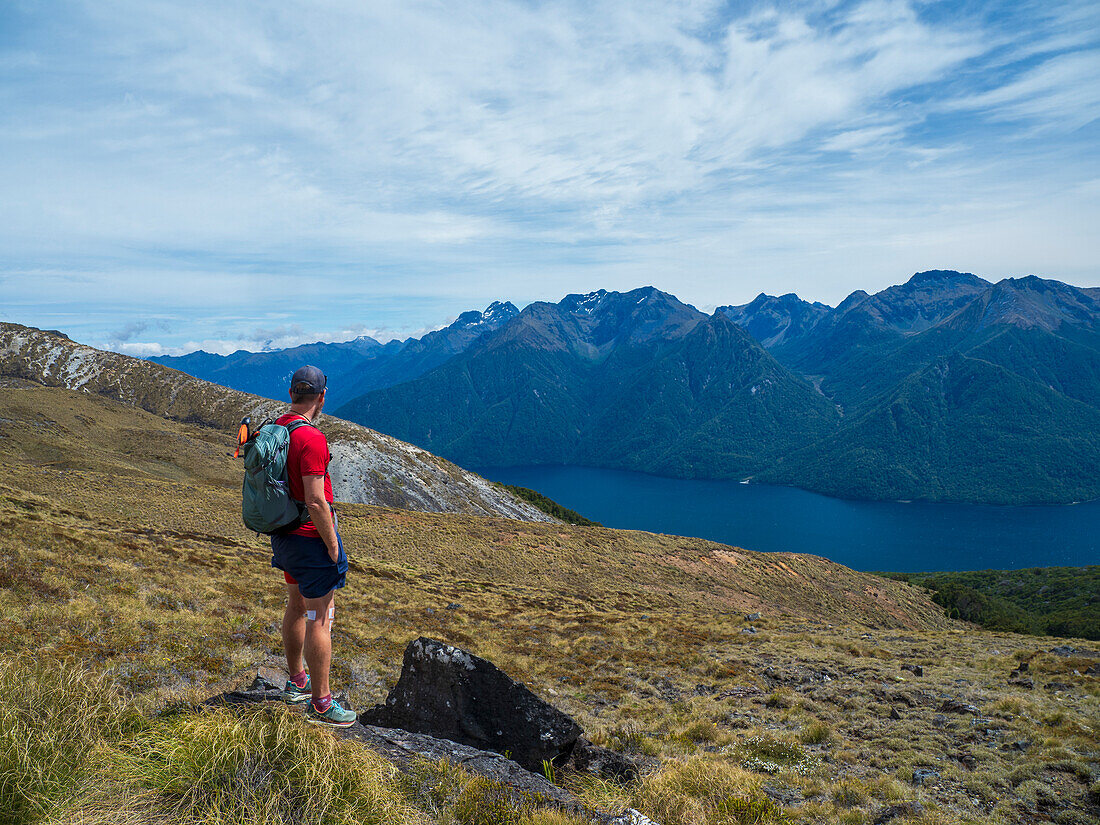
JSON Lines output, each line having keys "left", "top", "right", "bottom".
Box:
{"left": 301, "top": 474, "right": 340, "bottom": 562}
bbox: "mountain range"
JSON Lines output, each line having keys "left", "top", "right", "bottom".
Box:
{"left": 150, "top": 301, "right": 519, "bottom": 408}
{"left": 143, "top": 271, "right": 1100, "bottom": 504}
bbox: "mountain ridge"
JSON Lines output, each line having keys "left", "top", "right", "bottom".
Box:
{"left": 150, "top": 301, "right": 520, "bottom": 407}
{"left": 137, "top": 270, "right": 1100, "bottom": 505}
{"left": 337, "top": 289, "right": 837, "bottom": 476}
{"left": 0, "top": 322, "right": 552, "bottom": 521}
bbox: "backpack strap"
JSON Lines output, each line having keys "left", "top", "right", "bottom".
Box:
{"left": 286, "top": 418, "right": 316, "bottom": 434}
{"left": 281, "top": 416, "right": 321, "bottom": 530}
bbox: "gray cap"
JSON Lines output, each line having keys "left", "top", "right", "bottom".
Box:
{"left": 290, "top": 365, "right": 327, "bottom": 394}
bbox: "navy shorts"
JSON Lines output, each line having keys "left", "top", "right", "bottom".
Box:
{"left": 271, "top": 531, "right": 347, "bottom": 599}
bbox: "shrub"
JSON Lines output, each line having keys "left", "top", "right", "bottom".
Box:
{"left": 798, "top": 721, "right": 833, "bottom": 746}
{"left": 630, "top": 757, "right": 789, "bottom": 824}
{"left": 831, "top": 779, "right": 867, "bottom": 807}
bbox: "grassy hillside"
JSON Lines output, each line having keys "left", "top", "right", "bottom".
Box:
{"left": 880, "top": 568, "right": 1100, "bottom": 641}
{"left": 1, "top": 385, "right": 1098, "bottom": 824}
{"left": 0, "top": 323, "right": 552, "bottom": 520}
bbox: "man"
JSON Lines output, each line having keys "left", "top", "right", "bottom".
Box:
{"left": 270, "top": 365, "right": 356, "bottom": 727}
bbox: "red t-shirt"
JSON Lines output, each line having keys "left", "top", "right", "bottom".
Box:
{"left": 276, "top": 413, "right": 334, "bottom": 538}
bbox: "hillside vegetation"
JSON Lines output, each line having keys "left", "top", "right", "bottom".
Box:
{"left": 881, "top": 568, "right": 1100, "bottom": 641}
{"left": 1, "top": 384, "right": 1098, "bottom": 824}
{"left": 495, "top": 483, "right": 601, "bottom": 526}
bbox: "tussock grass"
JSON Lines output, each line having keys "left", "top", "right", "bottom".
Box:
{"left": 0, "top": 659, "right": 590, "bottom": 825}
{"left": 115, "top": 707, "right": 421, "bottom": 825}
{"left": 797, "top": 721, "right": 833, "bottom": 746}
{"left": 575, "top": 757, "right": 789, "bottom": 825}
{"left": 630, "top": 758, "right": 788, "bottom": 825}
{"left": 0, "top": 659, "right": 132, "bottom": 825}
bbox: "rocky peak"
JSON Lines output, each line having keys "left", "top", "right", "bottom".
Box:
{"left": 834, "top": 289, "right": 870, "bottom": 315}
{"left": 904, "top": 270, "right": 987, "bottom": 288}
{"left": 455, "top": 301, "right": 520, "bottom": 329}
{"left": 717, "top": 292, "right": 832, "bottom": 349}
{"left": 559, "top": 289, "right": 610, "bottom": 314}
{"left": 975, "top": 276, "right": 1100, "bottom": 332}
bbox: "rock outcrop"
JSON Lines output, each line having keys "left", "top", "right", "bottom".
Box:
{"left": 205, "top": 674, "right": 651, "bottom": 824}
{"left": 0, "top": 322, "right": 553, "bottom": 521}
{"left": 360, "top": 637, "right": 584, "bottom": 772}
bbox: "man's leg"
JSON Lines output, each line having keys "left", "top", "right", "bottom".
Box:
{"left": 282, "top": 582, "right": 307, "bottom": 677}
{"left": 302, "top": 588, "right": 336, "bottom": 700}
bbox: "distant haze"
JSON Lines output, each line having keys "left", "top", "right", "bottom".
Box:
{"left": 1, "top": 1, "right": 1098, "bottom": 354}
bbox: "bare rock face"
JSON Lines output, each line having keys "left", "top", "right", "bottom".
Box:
{"left": 359, "top": 637, "right": 584, "bottom": 773}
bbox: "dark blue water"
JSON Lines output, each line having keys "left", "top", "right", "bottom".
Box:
{"left": 474, "top": 465, "right": 1100, "bottom": 572}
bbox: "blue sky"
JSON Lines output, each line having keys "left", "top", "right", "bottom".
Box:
{"left": 1, "top": 0, "right": 1098, "bottom": 354}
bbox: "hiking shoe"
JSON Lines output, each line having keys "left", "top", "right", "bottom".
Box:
{"left": 280, "top": 676, "right": 311, "bottom": 704}
{"left": 307, "top": 698, "right": 357, "bottom": 728}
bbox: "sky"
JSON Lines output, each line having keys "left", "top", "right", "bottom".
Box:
{"left": 1, "top": 0, "right": 1098, "bottom": 355}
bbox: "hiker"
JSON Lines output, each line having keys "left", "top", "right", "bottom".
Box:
{"left": 270, "top": 365, "right": 356, "bottom": 726}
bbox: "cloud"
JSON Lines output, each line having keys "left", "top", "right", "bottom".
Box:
{"left": 0, "top": 1, "right": 1098, "bottom": 350}
{"left": 947, "top": 51, "right": 1100, "bottom": 132}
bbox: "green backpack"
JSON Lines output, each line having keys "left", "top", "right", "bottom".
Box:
{"left": 240, "top": 418, "right": 314, "bottom": 534}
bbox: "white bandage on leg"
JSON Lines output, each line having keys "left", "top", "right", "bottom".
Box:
{"left": 304, "top": 606, "right": 335, "bottom": 625}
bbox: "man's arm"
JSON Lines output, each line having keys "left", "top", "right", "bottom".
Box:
{"left": 301, "top": 474, "right": 340, "bottom": 563}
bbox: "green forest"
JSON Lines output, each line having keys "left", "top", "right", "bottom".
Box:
{"left": 494, "top": 483, "right": 600, "bottom": 526}
{"left": 879, "top": 567, "right": 1100, "bottom": 640}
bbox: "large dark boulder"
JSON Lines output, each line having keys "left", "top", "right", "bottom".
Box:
{"left": 359, "top": 637, "right": 584, "bottom": 772}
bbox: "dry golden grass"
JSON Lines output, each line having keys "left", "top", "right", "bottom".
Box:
{"left": 1, "top": 385, "right": 1098, "bottom": 825}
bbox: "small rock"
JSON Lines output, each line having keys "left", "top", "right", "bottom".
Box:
{"left": 1085, "top": 664, "right": 1100, "bottom": 676}
{"left": 741, "top": 626, "right": 757, "bottom": 634}
{"left": 607, "top": 810, "right": 660, "bottom": 825}
{"left": 1005, "top": 740, "right": 1030, "bottom": 752}
{"left": 1044, "top": 681, "right": 1071, "bottom": 692}
{"left": 872, "top": 801, "right": 924, "bottom": 824}
{"left": 939, "top": 698, "right": 980, "bottom": 715}
{"left": 1049, "top": 645, "right": 1083, "bottom": 657}
{"left": 445, "top": 603, "right": 461, "bottom": 610}
{"left": 889, "top": 707, "right": 902, "bottom": 721}
{"left": 931, "top": 714, "right": 949, "bottom": 728}
{"left": 911, "top": 768, "right": 939, "bottom": 786}
{"left": 1007, "top": 676, "right": 1034, "bottom": 689}
{"left": 570, "top": 737, "right": 640, "bottom": 783}
{"left": 762, "top": 784, "right": 802, "bottom": 806}
{"left": 1016, "top": 661, "right": 1030, "bottom": 673}
{"left": 901, "top": 664, "right": 923, "bottom": 677}
{"left": 745, "top": 612, "right": 761, "bottom": 621}
{"left": 255, "top": 665, "right": 287, "bottom": 689}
